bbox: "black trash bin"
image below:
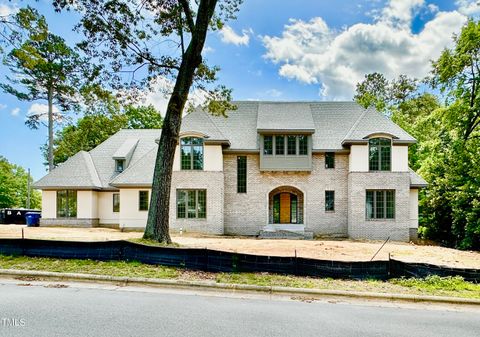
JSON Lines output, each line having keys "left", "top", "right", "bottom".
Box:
{"left": 25, "top": 212, "right": 41, "bottom": 227}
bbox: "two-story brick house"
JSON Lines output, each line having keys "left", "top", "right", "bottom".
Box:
{"left": 34, "top": 101, "right": 427, "bottom": 241}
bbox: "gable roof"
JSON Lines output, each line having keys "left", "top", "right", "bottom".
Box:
{"left": 34, "top": 151, "right": 102, "bottom": 189}
{"left": 342, "top": 108, "right": 416, "bottom": 145}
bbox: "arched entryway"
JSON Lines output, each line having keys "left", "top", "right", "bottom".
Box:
{"left": 268, "top": 186, "right": 304, "bottom": 224}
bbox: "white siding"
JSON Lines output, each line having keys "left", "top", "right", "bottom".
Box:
{"left": 349, "top": 145, "right": 369, "bottom": 172}
{"left": 77, "top": 191, "right": 98, "bottom": 219}
{"left": 392, "top": 145, "right": 409, "bottom": 172}
{"left": 41, "top": 190, "right": 56, "bottom": 218}
{"left": 98, "top": 192, "right": 120, "bottom": 225}
{"left": 119, "top": 188, "right": 150, "bottom": 229}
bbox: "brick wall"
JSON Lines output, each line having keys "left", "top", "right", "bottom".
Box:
{"left": 347, "top": 172, "right": 411, "bottom": 241}
{"left": 169, "top": 170, "right": 224, "bottom": 234}
{"left": 223, "top": 153, "right": 349, "bottom": 236}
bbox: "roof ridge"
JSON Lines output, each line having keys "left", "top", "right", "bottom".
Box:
{"left": 203, "top": 110, "right": 229, "bottom": 140}
{"left": 80, "top": 151, "right": 102, "bottom": 187}
{"left": 109, "top": 146, "right": 157, "bottom": 185}
{"left": 342, "top": 107, "right": 369, "bottom": 141}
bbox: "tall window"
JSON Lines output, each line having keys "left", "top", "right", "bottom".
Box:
{"left": 181, "top": 137, "right": 204, "bottom": 170}
{"left": 287, "top": 135, "right": 297, "bottom": 155}
{"left": 237, "top": 156, "right": 247, "bottom": 193}
{"left": 139, "top": 191, "right": 149, "bottom": 211}
{"left": 325, "top": 190, "right": 335, "bottom": 211}
{"left": 57, "top": 190, "right": 77, "bottom": 218}
{"left": 298, "top": 135, "right": 308, "bottom": 155}
{"left": 366, "top": 190, "right": 395, "bottom": 219}
{"left": 177, "top": 190, "right": 206, "bottom": 219}
{"left": 325, "top": 152, "right": 335, "bottom": 169}
{"left": 113, "top": 193, "right": 120, "bottom": 213}
{"left": 369, "top": 138, "right": 391, "bottom": 171}
{"left": 263, "top": 135, "right": 273, "bottom": 155}
{"left": 275, "top": 135, "right": 285, "bottom": 155}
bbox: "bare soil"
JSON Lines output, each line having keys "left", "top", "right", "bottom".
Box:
{"left": 1, "top": 225, "right": 479, "bottom": 269}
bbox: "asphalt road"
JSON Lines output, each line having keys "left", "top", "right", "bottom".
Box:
{"left": 0, "top": 281, "right": 478, "bottom": 337}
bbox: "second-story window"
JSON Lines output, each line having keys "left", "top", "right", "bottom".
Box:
{"left": 115, "top": 159, "right": 125, "bottom": 172}
{"left": 325, "top": 152, "right": 335, "bottom": 169}
{"left": 264, "top": 135, "right": 273, "bottom": 155}
{"left": 181, "top": 137, "right": 204, "bottom": 170}
{"left": 369, "top": 138, "right": 391, "bottom": 171}
{"left": 265, "top": 135, "right": 309, "bottom": 156}
{"left": 287, "top": 136, "right": 297, "bottom": 155}
{"left": 298, "top": 136, "right": 308, "bottom": 155}
{"left": 275, "top": 135, "right": 285, "bottom": 155}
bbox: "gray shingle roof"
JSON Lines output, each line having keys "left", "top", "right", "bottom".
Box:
{"left": 35, "top": 101, "right": 418, "bottom": 189}
{"left": 89, "top": 129, "right": 160, "bottom": 188}
{"left": 256, "top": 102, "right": 315, "bottom": 133}
{"left": 409, "top": 169, "right": 428, "bottom": 188}
{"left": 33, "top": 151, "right": 102, "bottom": 189}
{"left": 110, "top": 148, "right": 156, "bottom": 187}
{"left": 342, "top": 107, "right": 416, "bottom": 144}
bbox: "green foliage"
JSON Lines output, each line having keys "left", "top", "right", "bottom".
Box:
{"left": 390, "top": 275, "right": 479, "bottom": 293}
{"left": 52, "top": 0, "right": 242, "bottom": 116}
{"left": 1, "top": 9, "right": 98, "bottom": 126}
{"left": 0, "top": 157, "right": 41, "bottom": 209}
{"left": 353, "top": 19, "right": 480, "bottom": 249}
{"left": 45, "top": 105, "right": 162, "bottom": 166}
{"left": 1, "top": 7, "right": 100, "bottom": 171}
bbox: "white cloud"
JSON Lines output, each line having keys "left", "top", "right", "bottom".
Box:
{"left": 456, "top": 0, "right": 480, "bottom": 16}
{"left": 0, "top": 4, "right": 17, "bottom": 17}
{"left": 219, "top": 25, "right": 252, "bottom": 46}
{"left": 261, "top": 0, "right": 469, "bottom": 99}
{"left": 143, "top": 77, "right": 207, "bottom": 115}
{"left": 265, "top": 89, "right": 283, "bottom": 98}
{"left": 428, "top": 3, "right": 439, "bottom": 13}
{"left": 10, "top": 107, "right": 20, "bottom": 116}
{"left": 0, "top": 104, "right": 6, "bottom": 110}
{"left": 27, "top": 103, "right": 61, "bottom": 123}
{"left": 203, "top": 46, "right": 215, "bottom": 54}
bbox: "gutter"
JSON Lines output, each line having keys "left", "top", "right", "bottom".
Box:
{"left": 1, "top": 269, "right": 479, "bottom": 306}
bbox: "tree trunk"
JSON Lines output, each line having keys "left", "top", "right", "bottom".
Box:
{"left": 144, "top": 0, "right": 218, "bottom": 243}
{"left": 48, "top": 87, "right": 54, "bottom": 172}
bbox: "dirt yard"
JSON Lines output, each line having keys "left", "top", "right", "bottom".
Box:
{"left": 1, "top": 225, "right": 479, "bottom": 269}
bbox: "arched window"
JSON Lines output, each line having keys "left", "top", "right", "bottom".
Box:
{"left": 181, "top": 137, "right": 204, "bottom": 170}
{"left": 369, "top": 138, "right": 391, "bottom": 171}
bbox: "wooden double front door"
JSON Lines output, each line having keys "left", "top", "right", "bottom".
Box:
{"left": 273, "top": 192, "right": 298, "bottom": 224}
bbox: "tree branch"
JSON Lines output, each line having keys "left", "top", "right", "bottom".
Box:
{"left": 179, "top": 0, "right": 195, "bottom": 33}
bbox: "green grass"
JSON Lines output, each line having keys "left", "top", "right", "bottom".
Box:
{"left": 0, "top": 255, "right": 479, "bottom": 299}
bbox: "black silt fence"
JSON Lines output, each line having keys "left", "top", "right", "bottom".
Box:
{"left": 0, "top": 239, "right": 479, "bottom": 282}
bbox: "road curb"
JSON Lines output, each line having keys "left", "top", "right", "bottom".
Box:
{"left": 1, "top": 268, "right": 479, "bottom": 306}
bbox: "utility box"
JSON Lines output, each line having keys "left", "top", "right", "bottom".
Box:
{"left": 0, "top": 209, "right": 41, "bottom": 225}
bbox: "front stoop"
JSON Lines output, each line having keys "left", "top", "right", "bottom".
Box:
{"left": 259, "top": 224, "right": 313, "bottom": 240}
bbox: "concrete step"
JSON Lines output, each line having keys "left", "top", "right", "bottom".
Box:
{"left": 258, "top": 230, "right": 314, "bottom": 240}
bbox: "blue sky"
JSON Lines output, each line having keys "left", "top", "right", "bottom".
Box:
{"left": 0, "top": 0, "right": 478, "bottom": 180}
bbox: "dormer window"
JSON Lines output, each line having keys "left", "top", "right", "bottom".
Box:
{"left": 369, "top": 138, "right": 391, "bottom": 171}
{"left": 115, "top": 159, "right": 125, "bottom": 173}
{"left": 181, "top": 137, "right": 204, "bottom": 170}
